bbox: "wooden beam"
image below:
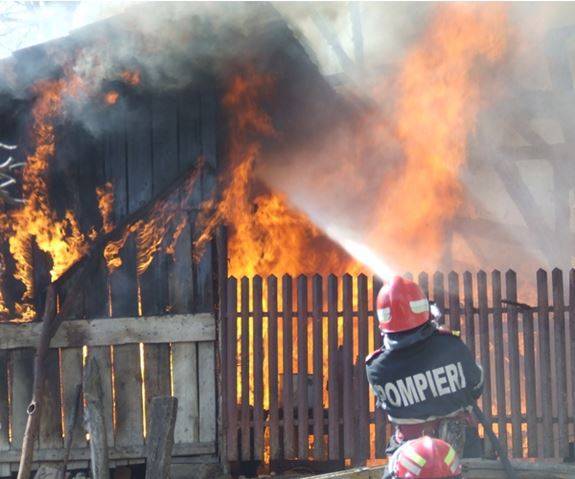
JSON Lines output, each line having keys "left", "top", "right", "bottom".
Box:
{"left": 0, "top": 313, "right": 215, "bottom": 350}
{"left": 311, "top": 9, "right": 356, "bottom": 76}
{"left": 349, "top": 2, "right": 364, "bottom": 67}
{"left": 0, "top": 443, "right": 215, "bottom": 464}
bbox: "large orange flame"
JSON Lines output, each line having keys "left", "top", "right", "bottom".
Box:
{"left": 366, "top": 4, "right": 508, "bottom": 272}
{"left": 5, "top": 76, "right": 89, "bottom": 320}
{"left": 194, "top": 67, "right": 354, "bottom": 278}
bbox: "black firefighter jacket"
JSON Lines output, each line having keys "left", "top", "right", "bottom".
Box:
{"left": 366, "top": 322, "right": 483, "bottom": 424}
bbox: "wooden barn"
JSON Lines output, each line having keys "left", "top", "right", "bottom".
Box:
{"left": 0, "top": 2, "right": 348, "bottom": 478}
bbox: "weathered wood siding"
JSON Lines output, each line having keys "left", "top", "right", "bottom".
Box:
{"left": 0, "top": 314, "right": 216, "bottom": 474}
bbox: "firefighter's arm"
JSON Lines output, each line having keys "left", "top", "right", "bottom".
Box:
{"left": 461, "top": 344, "right": 484, "bottom": 400}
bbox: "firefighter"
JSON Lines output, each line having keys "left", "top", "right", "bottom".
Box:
{"left": 388, "top": 436, "right": 463, "bottom": 478}
{"left": 366, "top": 276, "right": 483, "bottom": 458}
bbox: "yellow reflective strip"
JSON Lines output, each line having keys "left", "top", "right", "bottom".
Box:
{"left": 405, "top": 445, "right": 427, "bottom": 467}
{"left": 444, "top": 446, "right": 456, "bottom": 466}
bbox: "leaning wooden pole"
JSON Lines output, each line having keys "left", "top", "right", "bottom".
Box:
{"left": 15, "top": 160, "right": 202, "bottom": 478}
{"left": 83, "top": 355, "right": 110, "bottom": 479}
{"left": 16, "top": 286, "right": 56, "bottom": 479}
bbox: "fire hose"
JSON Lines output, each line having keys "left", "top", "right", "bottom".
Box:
{"left": 467, "top": 394, "right": 519, "bottom": 479}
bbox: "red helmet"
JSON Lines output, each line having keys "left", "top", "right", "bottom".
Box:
{"left": 391, "top": 437, "right": 462, "bottom": 478}
{"left": 376, "top": 276, "right": 429, "bottom": 333}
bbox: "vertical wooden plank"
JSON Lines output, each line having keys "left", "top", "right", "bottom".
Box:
{"left": 492, "top": 270, "right": 508, "bottom": 452}
{"left": 226, "top": 278, "right": 238, "bottom": 461}
{"left": 169, "top": 91, "right": 201, "bottom": 450}
{"left": 0, "top": 351, "right": 8, "bottom": 455}
{"left": 342, "top": 274, "right": 354, "bottom": 459}
{"left": 372, "top": 276, "right": 386, "bottom": 458}
{"left": 282, "top": 274, "right": 295, "bottom": 458}
{"left": 551, "top": 268, "right": 569, "bottom": 457}
{"left": 60, "top": 348, "right": 86, "bottom": 449}
{"left": 312, "top": 275, "right": 324, "bottom": 460}
{"left": 327, "top": 275, "right": 340, "bottom": 460}
{"left": 537, "top": 269, "right": 554, "bottom": 457}
{"left": 39, "top": 351, "right": 63, "bottom": 449}
{"left": 433, "top": 272, "right": 445, "bottom": 325}
{"left": 197, "top": 87, "right": 218, "bottom": 312}
{"left": 141, "top": 108, "right": 172, "bottom": 443}
{"left": 267, "top": 276, "right": 280, "bottom": 460}
{"left": 297, "top": 275, "right": 309, "bottom": 459}
{"left": 418, "top": 272, "right": 429, "bottom": 298}
{"left": 198, "top": 342, "right": 216, "bottom": 443}
{"left": 448, "top": 272, "right": 461, "bottom": 332}
{"left": 240, "top": 277, "right": 250, "bottom": 461}
{"left": 357, "top": 274, "right": 369, "bottom": 463}
{"left": 522, "top": 308, "right": 538, "bottom": 457}
{"left": 253, "top": 276, "right": 264, "bottom": 460}
{"left": 477, "top": 271, "right": 492, "bottom": 456}
{"left": 463, "top": 272, "right": 475, "bottom": 357}
{"left": 10, "top": 348, "right": 34, "bottom": 449}
{"left": 505, "top": 270, "right": 522, "bottom": 457}
{"left": 171, "top": 342, "right": 198, "bottom": 444}
{"left": 91, "top": 347, "right": 114, "bottom": 449}
{"left": 108, "top": 101, "right": 143, "bottom": 449}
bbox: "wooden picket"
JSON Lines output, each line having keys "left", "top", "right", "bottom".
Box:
{"left": 224, "top": 269, "right": 575, "bottom": 465}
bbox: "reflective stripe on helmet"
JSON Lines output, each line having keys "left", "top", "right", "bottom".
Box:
{"left": 398, "top": 456, "right": 422, "bottom": 476}
{"left": 444, "top": 446, "right": 459, "bottom": 473}
{"left": 404, "top": 444, "right": 427, "bottom": 467}
{"left": 377, "top": 307, "right": 391, "bottom": 323}
{"left": 409, "top": 298, "right": 429, "bottom": 314}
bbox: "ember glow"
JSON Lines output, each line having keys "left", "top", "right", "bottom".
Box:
{"left": 104, "top": 90, "right": 119, "bottom": 105}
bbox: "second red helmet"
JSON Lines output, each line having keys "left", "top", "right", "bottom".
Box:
{"left": 376, "top": 276, "right": 430, "bottom": 334}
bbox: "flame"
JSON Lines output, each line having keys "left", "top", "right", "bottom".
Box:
{"left": 96, "top": 182, "right": 114, "bottom": 234}
{"left": 121, "top": 70, "right": 141, "bottom": 86}
{"left": 103, "top": 170, "right": 200, "bottom": 274}
{"left": 194, "top": 67, "right": 354, "bottom": 278}
{"left": 4, "top": 76, "right": 89, "bottom": 320}
{"left": 104, "top": 90, "right": 119, "bottom": 105}
{"left": 366, "top": 4, "right": 508, "bottom": 272}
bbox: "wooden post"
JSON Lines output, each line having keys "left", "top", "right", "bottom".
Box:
{"left": 537, "top": 269, "right": 554, "bottom": 457}
{"left": 312, "top": 275, "right": 324, "bottom": 460}
{"left": 282, "top": 275, "right": 295, "bottom": 458}
{"left": 225, "top": 278, "right": 238, "bottom": 462}
{"left": 522, "top": 308, "right": 538, "bottom": 457}
{"left": 357, "top": 274, "right": 369, "bottom": 464}
{"left": 83, "top": 354, "right": 110, "bottom": 479}
{"left": 267, "top": 275, "right": 280, "bottom": 460}
{"left": 16, "top": 286, "right": 57, "bottom": 479}
{"left": 145, "top": 396, "right": 178, "bottom": 479}
{"left": 505, "top": 270, "right": 522, "bottom": 457}
{"left": 342, "top": 274, "right": 354, "bottom": 460}
{"left": 297, "top": 275, "right": 309, "bottom": 459}
{"left": 551, "top": 268, "right": 569, "bottom": 458}
{"left": 240, "top": 277, "right": 250, "bottom": 461}
{"left": 491, "top": 271, "right": 508, "bottom": 452}
{"left": 477, "top": 271, "right": 493, "bottom": 457}
{"left": 252, "top": 276, "right": 264, "bottom": 460}
{"left": 327, "top": 275, "right": 340, "bottom": 460}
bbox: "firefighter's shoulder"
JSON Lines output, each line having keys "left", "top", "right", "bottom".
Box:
{"left": 436, "top": 325, "right": 461, "bottom": 338}
{"left": 365, "top": 347, "right": 384, "bottom": 365}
